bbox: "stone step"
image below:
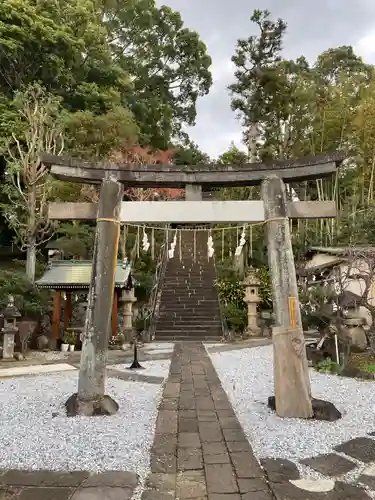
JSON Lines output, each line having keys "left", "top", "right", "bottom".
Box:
{"left": 160, "top": 295, "right": 219, "bottom": 300}
{"left": 161, "top": 285, "right": 216, "bottom": 290}
{"left": 155, "top": 335, "right": 222, "bottom": 341}
{"left": 155, "top": 330, "right": 222, "bottom": 337}
{"left": 162, "top": 284, "right": 217, "bottom": 288}
{"left": 159, "top": 308, "right": 221, "bottom": 314}
{"left": 156, "top": 324, "right": 222, "bottom": 330}
{"left": 159, "top": 305, "right": 220, "bottom": 310}
{"left": 158, "top": 312, "right": 220, "bottom": 318}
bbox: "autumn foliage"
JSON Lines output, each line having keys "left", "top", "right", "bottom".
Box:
{"left": 80, "top": 145, "right": 184, "bottom": 202}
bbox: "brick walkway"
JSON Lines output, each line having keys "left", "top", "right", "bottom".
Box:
{"left": 143, "top": 342, "right": 274, "bottom": 500}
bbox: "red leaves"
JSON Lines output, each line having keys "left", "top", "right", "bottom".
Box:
{"left": 108, "top": 145, "right": 184, "bottom": 200}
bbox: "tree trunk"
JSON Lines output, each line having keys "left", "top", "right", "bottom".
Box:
{"left": 261, "top": 175, "right": 313, "bottom": 419}
{"left": 26, "top": 186, "right": 37, "bottom": 283}
{"left": 66, "top": 174, "right": 124, "bottom": 417}
{"left": 26, "top": 241, "right": 36, "bottom": 283}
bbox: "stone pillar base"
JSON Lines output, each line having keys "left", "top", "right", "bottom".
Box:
{"left": 244, "top": 326, "right": 262, "bottom": 337}
{"left": 122, "top": 328, "right": 135, "bottom": 343}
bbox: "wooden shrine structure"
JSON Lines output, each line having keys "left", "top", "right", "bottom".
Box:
{"left": 35, "top": 260, "right": 134, "bottom": 343}
{"left": 41, "top": 151, "right": 344, "bottom": 418}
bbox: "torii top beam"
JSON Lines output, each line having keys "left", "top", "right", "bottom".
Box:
{"left": 41, "top": 152, "right": 344, "bottom": 188}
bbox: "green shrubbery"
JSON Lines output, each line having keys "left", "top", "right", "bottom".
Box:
{"left": 0, "top": 260, "right": 51, "bottom": 318}
{"left": 215, "top": 263, "right": 272, "bottom": 334}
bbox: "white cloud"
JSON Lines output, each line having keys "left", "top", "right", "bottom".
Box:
{"left": 355, "top": 28, "right": 375, "bottom": 63}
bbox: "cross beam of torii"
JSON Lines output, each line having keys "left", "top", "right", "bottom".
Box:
{"left": 42, "top": 152, "right": 343, "bottom": 420}
{"left": 41, "top": 151, "right": 343, "bottom": 187}
{"left": 48, "top": 200, "right": 336, "bottom": 222}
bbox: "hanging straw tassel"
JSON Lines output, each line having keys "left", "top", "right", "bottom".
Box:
{"left": 168, "top": 230, "right": 177, "bottom": 259}
{"left": 142, "top": 226, "right": 150, "bottom": 252}
{"left": 207, "top": 230, "right": 214, "bottom": 259}
{"left": 121, "top": 224, "right": 128, "bottom": 261}
{"left": 136, "top": 226, "right": 140, "bottom": 258}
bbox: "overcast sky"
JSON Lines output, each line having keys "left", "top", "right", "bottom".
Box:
{"left": 156, "top": 0, "right": 375, "bottom": 159}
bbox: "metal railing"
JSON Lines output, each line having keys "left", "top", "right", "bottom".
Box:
{"left": 142, "top": 226, "right": 170, "bottom": 341}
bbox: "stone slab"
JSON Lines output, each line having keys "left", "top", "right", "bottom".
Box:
{"left": 205, "top": 464, "right": 238, "bottom": 494}
{"left": 334, "top": 437, "right": 375, "bottom": 463}
{"left": 18, "top": 488, "right": 75, "bottom": 500}
{"left": 71, "top": 487, "right": 133, "bottom": 500}
{"left": 151, "top": 454, "right": 177, "bottom": 474}
{"left": 179, "top": 433, "right": 201, "bottom": 448}
{"left": 300, "top": 453, "right": 356, "bottom": 476}
{"left": 141, "top": 491, "right": 175, "bottom": 500}
{"left": 230, "top": 452, "right": 263, "bottom": 478}
{"left": 1, "top": 471, "right": 88, "bottom": 487}
{"left": 0, "top": 486, "right": 21, "bottom": 500}
{"left": 260, "top": 458, "right": 300, "bottom": 483}
{"left": 176, "top": 470, "right": 207, "bottom": 498}
{"left": 155, "top": 411, "right": 178, "bottom": 434}
{"left": 358, "top": 474, "right": 375, "bottom": 490}
{"left": 178, "top": 449, "right": 203, "bottom": 470}
{"left": 204, "top": 453, "right": 230, "bottom": 464}
{"left": 82, "top": 472, "right": 138, "bottom": 488}
{"left": 179, "top": 418, "right": 199, "bottom": 433}
{"left": 199, "top": 422, "right": 223, "bottom": 442}
{"left": 145, "top": 473, "right": 176, "bottom": 491}
{"left": 237, "top": 478, "right": 269, "bottom": 493}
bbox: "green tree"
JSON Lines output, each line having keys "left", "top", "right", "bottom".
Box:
{"left": 229, "top": 9, "right": 288, "bottom": 158}
{"left": 217, "top": 143, "right": 248, "bottom": 165}
{"left": 173, "top": 141, "right": 211, "bottom": 165}
{"left": 0, "top": 0, "right": 130, "bottom": 109}
{"left": 64, "top": 107, "right": 138, "bottom": 159}
{"left": 102, "top": 0, "right": 212, "bottom": 148}
{"left": 314, "top": 46, "right": 373, "bottom": 85}
{"left": 0, "top": 0, "right": 136, "bottom": 156}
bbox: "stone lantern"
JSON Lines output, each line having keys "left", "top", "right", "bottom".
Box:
{"left": 242, "top": 268, "right": 261, "bottom": 337}
{"left": 1, "top": 296, "right": 21, "bottom": 359}
{"left": 119, "top": 287, "right": 137, "bottom": 342}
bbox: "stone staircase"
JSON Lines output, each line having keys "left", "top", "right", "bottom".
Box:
{"left": 155, "top": 229, "right": 223, "bottom": 341}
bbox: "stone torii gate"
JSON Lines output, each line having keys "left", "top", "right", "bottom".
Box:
{"left": 42, "top": 152, "right": 343, "bottom": 418}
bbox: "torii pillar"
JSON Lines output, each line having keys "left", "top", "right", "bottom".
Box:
{"left": 261, "top": 176, "right": 313, "bottom": 418}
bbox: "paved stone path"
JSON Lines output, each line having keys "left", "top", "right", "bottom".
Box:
{"left": 143, "top": 342, "right": 374, "bottom": 500}
{"left": 142, "top": 342, "right": 274, "bottom": 500}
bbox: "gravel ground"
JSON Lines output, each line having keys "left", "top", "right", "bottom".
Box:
{"left": 208, "top": 344, "right": 375, "bottom": 490}
{"left": 28, "top": 351, "right": 69, "bottom": 361}
{"left": 109, "top": 359, "right": 172, "bottom": 378}
{"left": 0, "top": 366, "right": 167, "bottom": 476}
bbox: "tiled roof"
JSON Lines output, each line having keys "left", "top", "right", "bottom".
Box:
{"left": 35, "top": 260, "right": 132, "bottom": 289}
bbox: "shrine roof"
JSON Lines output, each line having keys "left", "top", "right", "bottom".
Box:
{"left": 35, "top": 260, "right": 133, "bottom": 290}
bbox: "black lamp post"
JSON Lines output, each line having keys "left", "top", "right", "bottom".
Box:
{"left": 129, "top": 339, "right": 143, "bottom": 369}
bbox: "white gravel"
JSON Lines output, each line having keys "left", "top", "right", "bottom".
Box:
{"left": 0, "top": 369, "right": 167, "bottom": 475}
{"left": 209, "top": 344, "right": 375, "bottom": 463}
{"left": 110, "top": 359, "right": 172, "bottom": 379}
{"left": 28, "top": 351, "right": 69, "bottom": 361}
